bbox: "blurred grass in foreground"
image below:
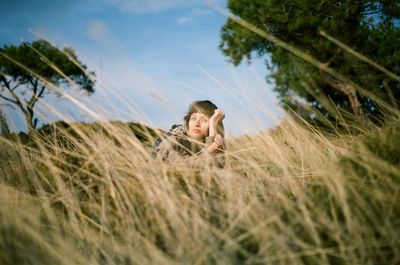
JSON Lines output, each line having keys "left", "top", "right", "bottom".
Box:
{"left": 1, "top": 5, "right": 399, "bottom": 262}
{"left": 1, "top": 113, "right": 399, "bottom": 264}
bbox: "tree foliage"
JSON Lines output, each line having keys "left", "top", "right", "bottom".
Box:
{"left": 220, "top": 0, "right": 400, "bottom": 124}
{"left": 0, "top": 39, "right": 95, "bottom": 133}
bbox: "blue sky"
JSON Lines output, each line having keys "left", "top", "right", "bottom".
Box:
{"left": 0, "top": 0, "right": 284, "bottom": 137}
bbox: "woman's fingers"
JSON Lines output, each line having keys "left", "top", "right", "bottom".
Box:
{"left": 211, "top": 109, "right": 225, "bottom": 121}
{"left": 219, "top": 109, "right": 225, "bottom": 120}
{"left": 211, "top": 109, "right": 220, "bottom": 119}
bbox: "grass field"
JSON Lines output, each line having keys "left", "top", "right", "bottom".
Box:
{"left": 1, "top": 111, "right": 399, "bottom": 264}
{"left": 1, "top": 8, "right": 399, "bottom": 262}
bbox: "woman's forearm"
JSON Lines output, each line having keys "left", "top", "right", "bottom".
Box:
{"left": 208, "top": 122, "right": 217, "bottom": 137}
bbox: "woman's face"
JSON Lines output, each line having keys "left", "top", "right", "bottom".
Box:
{"left": 188, "top": 112, "right": 209, "bottom": 139}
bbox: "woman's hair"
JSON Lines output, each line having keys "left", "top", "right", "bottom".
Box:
{"left": 183, "top": 100, "right": 225, "bottom": 136}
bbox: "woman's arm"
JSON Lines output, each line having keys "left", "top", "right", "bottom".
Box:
{"left": 155, "top": 134, "right": 225, "bottom": 168}
{"left": 208, "top": 109, "right": 224, "bottom": 137}
{"left": 205, "top": 134, "right": 224, "bottom": 154}
{"left": 207, "top": 108, "right": 225, "bottom": 155}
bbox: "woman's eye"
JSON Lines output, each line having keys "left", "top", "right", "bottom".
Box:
{"left": 201, "top": 118, "right": 208, "bottom": 123}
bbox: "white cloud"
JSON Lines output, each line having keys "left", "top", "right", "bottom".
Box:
{"left": 176, "top": 8, "right": 214, "bottom": 26}
{"left": 83, "top": 53, "right": 177, "bottom": 126}
{"left": 87, "top": 19, "right": 108, "bottom": 42}
{"left": 177, "top": 16, "right": 193, "bottom": 25}
{"left": 27, "top": 26, "right": 62, "bottom": 42}
{"left": 106, "top": 0, "right": 196, "bottom": 14}
{"left": 190, "top": 8, "right": 214, "bottom": 16}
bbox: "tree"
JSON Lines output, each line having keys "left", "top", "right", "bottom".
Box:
{"left": 220, "top": 0, "right": 400, "bottom": 124}
{"left": 0, "top": 109, "right": 10, "bottom": 137}
{"left": 0, "top": 39, "right": 95, "bottom": 134}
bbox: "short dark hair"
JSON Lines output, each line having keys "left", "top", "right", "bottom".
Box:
{"left": 183, "top": 100, "right": 225, "bottom": 136}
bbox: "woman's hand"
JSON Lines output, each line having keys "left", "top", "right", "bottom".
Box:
{"left": 208, "top": 109, "right": 225, "bottom": 137}
{"left": 206, "top": 134, "right": 224, "bottom": 154}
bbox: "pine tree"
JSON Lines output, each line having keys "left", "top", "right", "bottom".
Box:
{"left": 220, "top": 0, "right": 400, "bottom": 123}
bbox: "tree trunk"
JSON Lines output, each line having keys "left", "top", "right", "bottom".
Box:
{"left": 335, "top": 82, "right": 364, "bottom": 118}
{"left": 25, "top": 116, "right": 35, "bottom": 135}
{"left": 322, "top": 75, "right": 365, "bottom": 120}
{"left": 24, "top": 107, "right": 36, "bottom": 136}
{"left": 0, "top": 110, "right": 10, "bottom": 137}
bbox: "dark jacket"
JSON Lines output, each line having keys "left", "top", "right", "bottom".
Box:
{"left": 152, "top": 124, "right": 225, "bottom": 168}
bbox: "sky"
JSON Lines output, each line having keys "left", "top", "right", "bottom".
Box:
{"left": 0, "top": 0, "right": 284, "bottom": 137}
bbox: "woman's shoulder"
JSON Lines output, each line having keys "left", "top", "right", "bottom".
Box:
{"left": 151, "top": 124, "right": 187, "bottom": 159}
{"left": 168, "top": 124, "right": 186, "bottom": 136}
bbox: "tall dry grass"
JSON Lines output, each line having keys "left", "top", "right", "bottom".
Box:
{"left": 1, "top": 5, "right": 399, "bottom": 263}
{"left": 1, "top": 111, "right": 399, "bottom": 264}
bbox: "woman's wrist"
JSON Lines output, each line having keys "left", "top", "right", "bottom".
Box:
{"left": 205, "top": 135, "right": 215, "bottom": 145}
{"left": 206, "top": 142, "right": 219, "bottom": 154}
{"left": 208, "top": 123, "right": 217, "bottom": 137}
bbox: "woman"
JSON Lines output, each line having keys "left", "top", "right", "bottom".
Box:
{"left": 152, "top": 100, "right": 225, "bottom": 168}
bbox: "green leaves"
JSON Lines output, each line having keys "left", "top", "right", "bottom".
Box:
{"left": 0, "top": 39, "right": 94, "bottom": 92}
{"left": 0, "top": 39, "right": 95, "bottom": 132}
{"left": 220, "top": 0, "right": 400, "bottom": 124}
